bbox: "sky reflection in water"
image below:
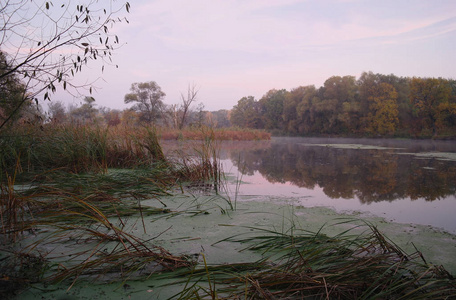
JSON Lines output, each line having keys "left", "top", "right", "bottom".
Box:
{"left": 221, "top": 137, "right": 456, "bottom": 234}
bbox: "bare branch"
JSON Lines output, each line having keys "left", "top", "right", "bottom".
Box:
{"left": 0, "top": 0, "right": 130, "bottom": 129}
{"left": 178, "top": 83, "right": 199, "bottom": 129}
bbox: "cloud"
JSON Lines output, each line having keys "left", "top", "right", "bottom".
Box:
{"left": 130, "top": 0, "right": 456, "bottom": 56}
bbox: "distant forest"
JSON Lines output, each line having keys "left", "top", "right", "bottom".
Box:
{"left": 230, "top": 72, "right": 456, "bottom": 138}
{"left": 6, "top": 65, "right": 455, "bottom": 139}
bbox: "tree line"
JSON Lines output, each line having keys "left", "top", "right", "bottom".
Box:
{"left": 230, "top": 72, "right": 456, "bottom": 138}
{"left": 3, "top": 34, "right": 455, "bottom": 137}
{"left": 1, "top": 49, "right": 231, "bottom": 129}
{"left": 22, "top": 81, "right": 232, "bottom": 129}
{"left": 1, "top": 2, "right": 455, "bottom": 139}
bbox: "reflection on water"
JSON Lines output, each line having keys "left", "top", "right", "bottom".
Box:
{"left": 219, "top": 137, "right": 456, "bottom": 233}
{"left": 225, "top": 137, "right": 456, "bottom": 203}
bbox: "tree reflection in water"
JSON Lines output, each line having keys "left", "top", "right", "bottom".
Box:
{"left": 225, "top": 137, "right": 456, "bottom": 204}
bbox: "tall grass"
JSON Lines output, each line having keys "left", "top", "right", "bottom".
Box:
{"left": 166, "top": 126, "right": 223, "bottom": 196}
{"left": 0, "top": 124, "right": 268, "bottom": 176}
{"left": 158, "top": 126, "right": 271, "bottom": 141}
{"left": 0, "top": 123, "right": 230, "bottom": 296}
{"left": 0, "top": 124, "right": 170, "bottom": 174}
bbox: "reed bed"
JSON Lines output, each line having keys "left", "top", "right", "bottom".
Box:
{"left": 161, "top": 221, "right": 456, "bottom": 299}
{"left": 168, "top": 127, "right": 223, "bottom": 196}
{"left": 9, "top": 125, "right": 172, "bottom": 173}
{"left": 0, "top": 123, "right": 227, "bottom": 297}
{"left": 0, "top": 124, "right": 267, "bottom": 176}
{"left": 158, "top": 127, "right": 271, "bottom": 141}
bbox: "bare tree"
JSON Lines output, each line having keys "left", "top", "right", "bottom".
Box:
{"left": 0, "top": 0, "right": 130, "bottom": 129}
{"left": 178, "top": 83, "right": 199, "bottom": 129}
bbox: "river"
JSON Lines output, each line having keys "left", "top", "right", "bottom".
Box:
{"left": 218, "top": 137, "right": 456, "bottom": 234}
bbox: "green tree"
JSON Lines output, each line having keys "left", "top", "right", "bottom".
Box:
{"left": 320, "top": 76, "right": 357, "bottom": 133}
{"left": 0, "top": 51, "right": 27, "bottom": 126}
{"left": 0, "top": 1, "right": 130, "bottom": 129}
{"left": 284, "top": 85, "right": 319, "bottom": 135}
{"left": 230, "top": 96, "right": 263, "bottom": 128}
{"left": 124, "top": 81, "right": 166, "bottom": 124}
{"left": 69, "top": 96, "right": 98, "bottom": 123}
{"left": 283, "top": 87, "right": 303, "bottom": 134}
{"left": 259, "top": 89, "right": 287, "bottom": 130}
{"left": 47, "top": 101, "right": 67, "bottom": 124}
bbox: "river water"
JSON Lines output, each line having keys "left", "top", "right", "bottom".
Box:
{"left": 218, "top": 137, "right": 456, "bottom": 234}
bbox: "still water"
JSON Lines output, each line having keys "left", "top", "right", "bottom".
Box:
{"left": 218, "top": 137, "right": 456, "bottom": 234}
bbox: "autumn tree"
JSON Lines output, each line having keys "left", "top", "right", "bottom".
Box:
{"left": 378, "top": 74, "right": 411, "bottom": 132}
{"left": 124, "top": 81, "right": 166, "bottom": 124}
{"left": 366, "top": 83, "right": 399, "bottom": 135}
{"left": 358, "top": 72, "right": 410, "bottom": 134}
{"left": 409, "top": 77, "right": 452, "bottom": 136}
{"left": 0, "top": 1, "right": 130, "bottom": 130}
{"left": 228, "top": 72, "right": 453, "bottom": 137}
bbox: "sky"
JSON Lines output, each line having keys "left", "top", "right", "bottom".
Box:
{"left": 60, "top": 0, "right": 456, "bottom": 111}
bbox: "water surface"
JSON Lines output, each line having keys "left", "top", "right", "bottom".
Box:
{"left": 220, "top": 137, "right": 456, "bottom": 234}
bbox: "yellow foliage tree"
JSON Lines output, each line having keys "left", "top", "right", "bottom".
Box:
{"left": 409, "top": 77, "right": 452, "bottom": 136}
{"left": 367, "top": 83, "right": 399, "bottom": 135}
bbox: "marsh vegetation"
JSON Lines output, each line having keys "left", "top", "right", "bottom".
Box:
{"left": 0, "top": 125, "right": 455, "bottom": 299}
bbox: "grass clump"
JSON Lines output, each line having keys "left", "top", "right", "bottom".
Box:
{"left": 0, "top": 167, "right": 194, "bottom": 296}
{"left": 164, "top": 221, "right": 456, "bottom": 299}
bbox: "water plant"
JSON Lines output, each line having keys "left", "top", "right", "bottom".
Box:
{"left": 160, "top": 221, "right": 456, "bottom": 299}
{"left": 0, "top": 165, "right": 197, "bottom": 297}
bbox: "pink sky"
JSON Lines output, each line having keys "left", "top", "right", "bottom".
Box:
{"left": 47, "top": 0, "right": 456, "bottom": 111}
